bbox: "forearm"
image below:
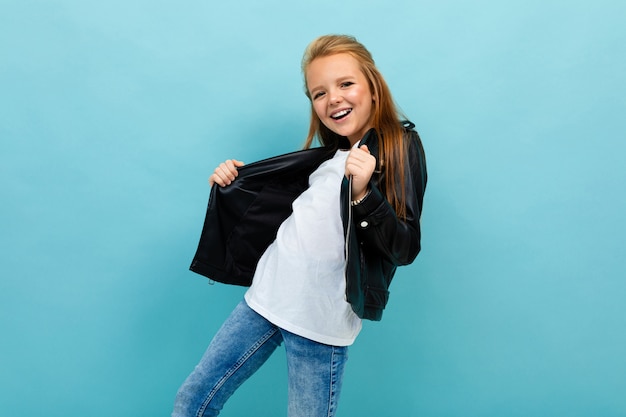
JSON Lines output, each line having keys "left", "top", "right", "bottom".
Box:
{"left": 351, "top": 184, "right": 421, "bottom": 265}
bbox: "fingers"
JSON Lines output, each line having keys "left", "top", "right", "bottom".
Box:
{"left": 345, "top": 147, "right": 375, "bottom": 176}
{"left": 345, "top": 147, "right": 376, "bottom": 199}
{"left": 209, "top": 159, "right": 244, "bottom": 187}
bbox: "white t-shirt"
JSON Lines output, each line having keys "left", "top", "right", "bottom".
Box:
{"left": 244, "top": 148, "right": 362, "bottom": 346}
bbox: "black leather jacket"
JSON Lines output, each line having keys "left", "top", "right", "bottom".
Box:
{"left": 190, "top": 123, "right": 427, "bottom": 321}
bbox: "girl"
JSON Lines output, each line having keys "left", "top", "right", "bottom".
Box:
{"left": 173, "top": 34, "right": 427, "bottom": 417}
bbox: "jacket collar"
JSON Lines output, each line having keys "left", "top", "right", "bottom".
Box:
{"left": 337, "top": 128, "right": 379, "bottom": 158}
{"left": 358, "top": 128, "right": 379, "bottom": 156}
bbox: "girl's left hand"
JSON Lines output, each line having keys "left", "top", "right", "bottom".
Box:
{"left": 345, "top": 145, "right": 376, "bottom": 200}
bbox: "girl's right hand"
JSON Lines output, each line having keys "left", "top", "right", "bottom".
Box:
{"left": 208, "top": 159, "right": 245, "bottom": 187}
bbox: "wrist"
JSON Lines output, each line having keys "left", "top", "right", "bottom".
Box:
{"left": 351, "top": 188, "right": 371, "bottom": 206}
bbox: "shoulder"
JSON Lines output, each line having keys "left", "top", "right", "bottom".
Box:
{"left": 401, "top": 121, "right": 425, "bottom": 157}
{"left": 400, "top": 121, "right": 427, "bottom": 184}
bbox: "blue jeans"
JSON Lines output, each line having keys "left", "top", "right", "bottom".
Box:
{"left": 172, "top": 300, "right": 349, "bottom": 417}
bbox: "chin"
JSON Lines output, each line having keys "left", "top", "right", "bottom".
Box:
{"left": 335, "top": 126, "right": 357, "bottom": 138}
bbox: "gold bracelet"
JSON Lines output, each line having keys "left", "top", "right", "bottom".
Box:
{"left": 351, "top": 189, "right": 371, "bottom": 206}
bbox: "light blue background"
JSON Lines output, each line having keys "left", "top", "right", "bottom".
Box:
{"left": 1, "top": 0, "right": 625, "bottom": 416}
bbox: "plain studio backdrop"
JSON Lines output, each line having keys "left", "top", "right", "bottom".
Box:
{"left": 1, "top": 0, "right": 625, "bottom": 416}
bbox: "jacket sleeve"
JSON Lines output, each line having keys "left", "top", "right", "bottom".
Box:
{"left": 351, "top": 130, "right": 427, "bottom": 266}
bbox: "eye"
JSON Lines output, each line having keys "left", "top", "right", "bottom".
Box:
{"left": 313, "top": 91, "right": 326, "bottom": 100}
{"left": 340, "top": 81, "right": 354, "bottom": 88}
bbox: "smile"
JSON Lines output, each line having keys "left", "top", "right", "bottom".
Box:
{"left": 330, "top": 108, "right": 352, "bottom": 120}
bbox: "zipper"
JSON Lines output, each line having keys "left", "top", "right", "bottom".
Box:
{"left": 344, "top": 175, "right": 353, "bottom": 281}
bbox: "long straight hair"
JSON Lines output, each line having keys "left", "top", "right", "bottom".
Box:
{"left": 301, "top": 34, "right": 409, "bottom": 219}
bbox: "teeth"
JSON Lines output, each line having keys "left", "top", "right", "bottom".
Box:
{"left": 331, "top": 109, "right": 351, "bottom": 119}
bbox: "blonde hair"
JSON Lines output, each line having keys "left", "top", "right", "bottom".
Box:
{"left": 301, "top": 34, "right": 409, "bottom": 219}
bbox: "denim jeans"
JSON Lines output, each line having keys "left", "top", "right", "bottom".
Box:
{"left": 172, "top": 300, "right": 349, "bottom": 417}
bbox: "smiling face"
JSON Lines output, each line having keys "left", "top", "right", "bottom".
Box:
{"left": 306, "top": 53, "right": 375, "bottom": 146}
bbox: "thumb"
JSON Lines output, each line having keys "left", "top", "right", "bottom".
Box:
{"left": 232, "top": 159, "right": 245, "bottom": 167}
{"left": 359, "top": 145, "right": 370, "bottom": 154}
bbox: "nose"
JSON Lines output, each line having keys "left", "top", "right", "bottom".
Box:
{"left": 329, "top": 89, "right": 342, "bottom": 105}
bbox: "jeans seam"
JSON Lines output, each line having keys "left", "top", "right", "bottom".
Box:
{"left": 197, "top": 326, "right": 280, "bottom": 417}
{"left": 328, "top": 346, "right": 338, "bottom": 417}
